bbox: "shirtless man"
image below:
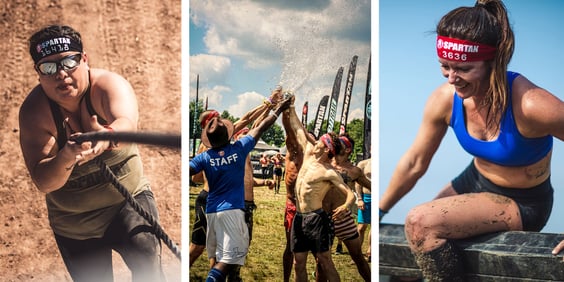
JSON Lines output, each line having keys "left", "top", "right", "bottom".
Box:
{"left": 282, "top": 93, "right": 355, "bottom": 282}
{"left": 281, "top": 96, "right": 304, "bottom": 282}
{"left": 271, "top": 153, "right": 285, "bottom": 194}
{"left": 317, "top": 133, "right": 371, "bottom": 281}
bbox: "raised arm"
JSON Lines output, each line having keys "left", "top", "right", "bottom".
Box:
{"left": 248, "top": 98, "right": 292, "bottom": 141}
{"left": 282, "top": 94, "right": 314, "bottom": 154}
{"left": 235, "top": 88, "right": 283, "bottom": 132}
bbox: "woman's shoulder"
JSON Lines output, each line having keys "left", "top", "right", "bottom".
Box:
{"left": 511, "top": 73, "right": 554, "bottom": 104}
{"left": 89, "top": 68, "right": 131, "bottom": 89}
{"left": 433, "top": 82, "right": 456, "bottom": 99}
{"left": 511, "top": 73, "right": 562, "bottom": 118}
{"left": 20, "top": 85, "right": 49, "bottom": 115}
{"left": 425, "top": 82, "right": 455, "bottom": 115}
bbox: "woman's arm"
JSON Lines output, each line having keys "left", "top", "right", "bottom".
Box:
{"left": 379, "top": 85, "right": 451, "bottom": 212}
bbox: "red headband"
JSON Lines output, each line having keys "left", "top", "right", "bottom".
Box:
{"left": 235, "top": 127, "right": 249, "bottom": 138}
{"left": 436, "top": 36, "right": 496, "bottom": 62}
{"left": 320, "top": 133, "right": 335, "bottom": 155}
{"left": 339, "top": 136, "right": 352, "bottom": 149}
{"left": 201, "top": 111, "right": 220, "bottom": 129}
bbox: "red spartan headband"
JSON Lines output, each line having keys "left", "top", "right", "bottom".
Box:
{"left": 436, "top": 36, "right": 496, "bottom": 62}
{"left": 339, "top": 136, "right": 352, "bottom": 149}
{"left": 320, "top": 133, "right": 335, "bottom": 155}
{"left": 235, "top": 127, "right": 249, "bottom": 138}
{"left": 201, "top": 111, "right": 220, "bottom": 129}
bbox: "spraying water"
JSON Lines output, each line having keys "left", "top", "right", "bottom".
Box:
{"left": 265, "top": 0, "right": 369, "bottom": 114}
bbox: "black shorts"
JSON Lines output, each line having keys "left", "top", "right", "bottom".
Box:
{"left": 244, "top": 200, "right": 257, "bottom": 243}
{"left": 274, "top": 167, "right": 283, "bottom": 176}
{"left": 54, "top": 190, "right": 163, "bottom": 281}
{"left": 190, "top": 190, "right": 208, "bottom": 246}
{"left": 452, "top": 161, "right": 553, "bottom": 231}
{"left": 290, "top": 209, "right": 333, "bottom": 254}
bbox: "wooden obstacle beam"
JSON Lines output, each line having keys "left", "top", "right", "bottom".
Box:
{"left": 379, "top": 223, "right": 564, "bottom": 281}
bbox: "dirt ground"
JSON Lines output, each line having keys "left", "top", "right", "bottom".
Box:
{"left": 0, "top": 1, "right": 181, "bottom": 281}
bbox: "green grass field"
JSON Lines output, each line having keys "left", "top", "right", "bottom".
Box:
{"left": 188, "top": 181, "right": 373, "bottom": 281}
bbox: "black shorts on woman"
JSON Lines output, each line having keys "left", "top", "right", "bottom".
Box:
{"left": 452, "top": 161, "right": 553, "bottom": 232}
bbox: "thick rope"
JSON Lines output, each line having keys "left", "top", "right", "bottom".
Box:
{"left": 95, "top": 158, "right": 182, "bottom": 260}
{"left": 70, "top": 131, "right": 181, "bottom": 148}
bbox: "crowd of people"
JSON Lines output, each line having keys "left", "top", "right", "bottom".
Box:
{"left": 189, "top": 87, "right": 372, "bottom": 281}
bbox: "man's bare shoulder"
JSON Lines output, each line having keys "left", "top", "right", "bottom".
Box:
{"left": 345, "top": 163, "right": 363, "bottom": 179}
{"left": 357, "top": 158, "right": 370, "bottom": 167}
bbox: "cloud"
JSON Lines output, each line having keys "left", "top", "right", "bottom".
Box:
{"left": 190, "top": 0, "right": 370, "bottom": 72}
{"left": 192, "top": 85, "right": 231, "bottom": 110}
{"left": 348, "top": 108, "right": 365, "bottom": 121}
{"left": 189, "top": 0, "right": 371, "bottom": 124}
{"left": 189, "top": 54, "right": 231, "bottom": 86}
{"left": 227, "top": 91, "right": 265, "bottom": 118}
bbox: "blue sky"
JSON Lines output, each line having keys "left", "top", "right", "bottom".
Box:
{"left": 380, "top": 1, "right": 564, "bottom": 234}
{"left": 187, "top": 0, "right": 371, "bottom": 128}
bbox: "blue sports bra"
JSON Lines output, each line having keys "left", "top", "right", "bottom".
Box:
{"left": 449, "top": 71, "right": 553, "bottom": 166}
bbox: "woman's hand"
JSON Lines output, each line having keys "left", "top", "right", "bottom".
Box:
{"left": 552, "top": 240, "right": 564, "bottom": 259}
{"left": 66, "top": 115, "right": 114, "bottom": 166}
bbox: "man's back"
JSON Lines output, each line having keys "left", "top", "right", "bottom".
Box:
{"left": 191, "top": 135, "right": 255, "bottom": 213}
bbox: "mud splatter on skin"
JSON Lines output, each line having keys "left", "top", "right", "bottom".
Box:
{"left": 485, "top": 192, "right": 512, "bottom": 205}
{"left": 413, "top": 242, "right": 465, "bottom": 282}
{"left": 525, "top": 162, "right": 549, "bottom": 179}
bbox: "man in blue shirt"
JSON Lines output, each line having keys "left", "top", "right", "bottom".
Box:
{"left": 190, "top": 98, "right": 291, "bottom": 282}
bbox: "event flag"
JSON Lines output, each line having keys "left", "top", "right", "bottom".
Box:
{"left": 339, "top": 55, "right": 358, "bottom": 135}
{"left": 326, "top": 66, "right": 343, "bottom": 133}
{"left": 313, "top": 95, "right": 329, "bottom": 139}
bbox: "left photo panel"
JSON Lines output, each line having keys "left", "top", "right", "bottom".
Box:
{"left": 1, "top": 1, "right": 181, "bottom": 281}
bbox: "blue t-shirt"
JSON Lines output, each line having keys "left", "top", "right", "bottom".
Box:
{"left": 189, "top": 135, "right": 257, "bottom": 213}
{"left": 449, "top": 71, "right": 553, "bottom": 166}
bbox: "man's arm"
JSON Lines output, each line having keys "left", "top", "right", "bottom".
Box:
{"left": 234, "top": 88, "right": 283, "bottom": 132}
{"left": 327, "top": 169, "right": 355, "bottom": 217}
{"left": 281, "top": 96, "right": 313, "bottom": 154}
{"left": 248, "top": 98, "right": 291, "bottom": 141}
{"left": 355, "top": 159, "right": 371, "bottom": 210}
{"left": 234, "top": 103, "right": 270, "bottom": 133}
{"left": 355, "top": 167, "right": 371, "bottom": 190}
{"left": 191, "top": 143, "right": 208, "bottom": 184}
{"left": 332, "top": 182, "right": 355, "bottom": 217}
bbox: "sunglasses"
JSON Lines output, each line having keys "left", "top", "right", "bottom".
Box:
{"left": 35, "top": 53, "right": 82, "bottom": 76}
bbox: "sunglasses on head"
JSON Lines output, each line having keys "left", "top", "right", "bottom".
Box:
{"left": 35, "top": 53, "right": 82, "bottom": 76}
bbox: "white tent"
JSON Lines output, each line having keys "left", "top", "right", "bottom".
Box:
{"left": 254, "top": 139, "right": 279, "bottom": 152}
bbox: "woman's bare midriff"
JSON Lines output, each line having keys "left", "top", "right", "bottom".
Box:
{"left": 474, "top": 151, "right": 551, "bottom": 188}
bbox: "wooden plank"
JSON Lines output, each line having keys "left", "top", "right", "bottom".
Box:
{"left": 379, "top": 224, "right": 564, "bottom": 281}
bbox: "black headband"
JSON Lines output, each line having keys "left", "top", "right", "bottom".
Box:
{"left": 31, "top": 36, "right": 83, "bottom": 64}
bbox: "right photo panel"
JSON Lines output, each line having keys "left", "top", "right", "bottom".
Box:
{"left": 379, "top": 1, "right": 564, "bottom": 281}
